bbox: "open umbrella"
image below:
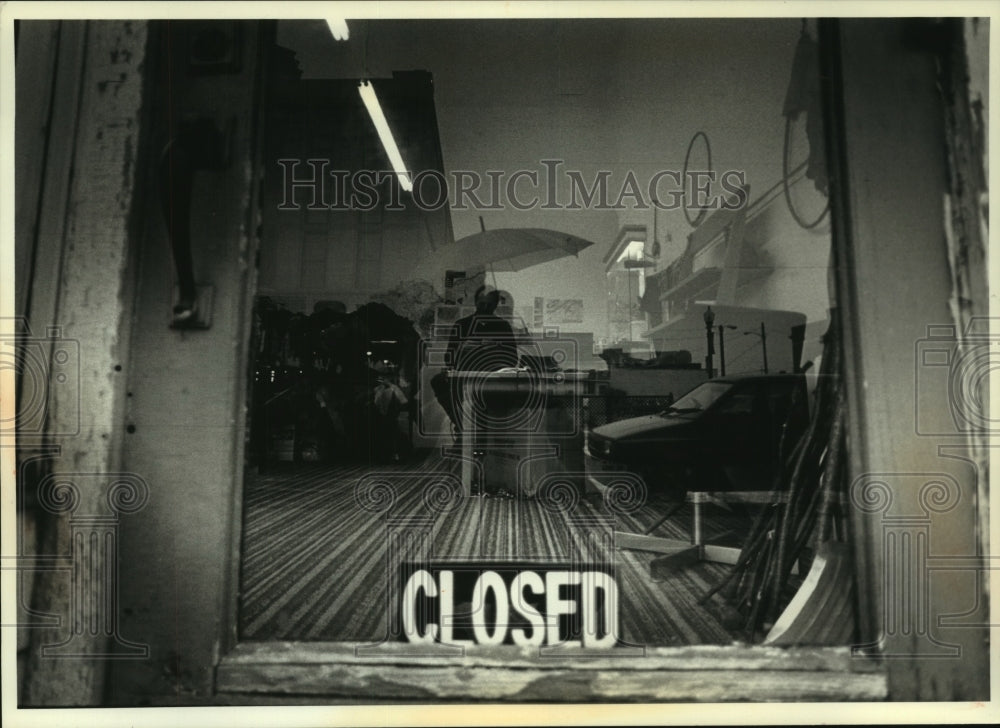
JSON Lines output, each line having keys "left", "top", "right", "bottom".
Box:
{"left": 413, "top": 227, "right": 595, "bottom": 279}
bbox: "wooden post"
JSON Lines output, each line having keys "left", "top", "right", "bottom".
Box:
{"left": 820, "top": 18, "right": 988, "bottom": 700}
{"left": 20, "top": 20, "right": 150, "bottom": 706}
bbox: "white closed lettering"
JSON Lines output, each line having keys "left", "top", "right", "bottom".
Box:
{"left": 401, "top": 568, "right": 619, "bottom": 647}
{"left": 401, "top": 569, "right": 437, "bottom": 643}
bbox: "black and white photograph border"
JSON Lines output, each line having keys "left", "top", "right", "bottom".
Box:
{"left": 0, "top": 1, "right": 997, "bottom": 726}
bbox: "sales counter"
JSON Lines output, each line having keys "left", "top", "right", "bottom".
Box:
{"left": 447, "top": 369, "right": 587, "bottom": 497}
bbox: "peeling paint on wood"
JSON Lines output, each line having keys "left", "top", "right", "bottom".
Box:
{"left": 221, "top": 641, "right": 883, "bottom": 673}
{"left": 216, "top": 656, "right": 887, "bottom": 702}
{"left": 22, "top": 19, "right": 149, "bottom": 708}
{"left": 215, "top": 642, "right": 887, "bottom": 702}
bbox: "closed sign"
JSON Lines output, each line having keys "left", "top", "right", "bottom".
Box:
{"left": 399, "top": 561, "right": 621, "bottom": 648}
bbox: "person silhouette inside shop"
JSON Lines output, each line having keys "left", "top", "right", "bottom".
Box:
{"left": 430, "top": 285, "right": 518, "bottom": 438}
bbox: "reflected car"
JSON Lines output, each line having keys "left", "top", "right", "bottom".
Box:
{"left": 585, "top": 374, "right": 813, "bottom": 497}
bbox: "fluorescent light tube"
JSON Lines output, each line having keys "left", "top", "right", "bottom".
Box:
{"left": 358, "top": 81, "right": 413, "bottom": 193}
{"left": 325, "top": 18, "right": 350, "bottom": 41}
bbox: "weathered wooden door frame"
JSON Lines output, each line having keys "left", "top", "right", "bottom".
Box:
{"left": 818, "top": 17, "right": 990, "bottom": 701}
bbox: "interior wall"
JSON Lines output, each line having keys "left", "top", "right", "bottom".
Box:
{"left": 733, "top": 179, "right": 833, "bottom": 363}
{"left": 280, "top": 18, "right": 808, "bottom": 344}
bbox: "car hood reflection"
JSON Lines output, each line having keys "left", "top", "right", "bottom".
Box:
{"left": 592, "top": 414, "right": 693, "bottom": 440}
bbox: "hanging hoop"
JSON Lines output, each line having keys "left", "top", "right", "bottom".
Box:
{"left": 782, "top": 115, "right": 829, "bottom": 230}
{"left": 682, "top": 131, "right": 712, "bottom": 227}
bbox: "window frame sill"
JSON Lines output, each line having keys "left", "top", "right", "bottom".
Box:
{"left": 216, "top": 642, "right": 887, "bottom": 703}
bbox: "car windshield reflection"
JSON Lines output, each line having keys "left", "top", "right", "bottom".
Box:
{"left": 662, "top": 381, "right": 733, "bottom": 415}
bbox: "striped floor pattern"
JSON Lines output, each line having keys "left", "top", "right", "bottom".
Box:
{"left": 238, "top": 451, "right": 748, "bottom": 646}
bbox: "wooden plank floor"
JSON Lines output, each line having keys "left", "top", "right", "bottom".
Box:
{"left": 238, "top": 450, "right": 748, "bottom": 646}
